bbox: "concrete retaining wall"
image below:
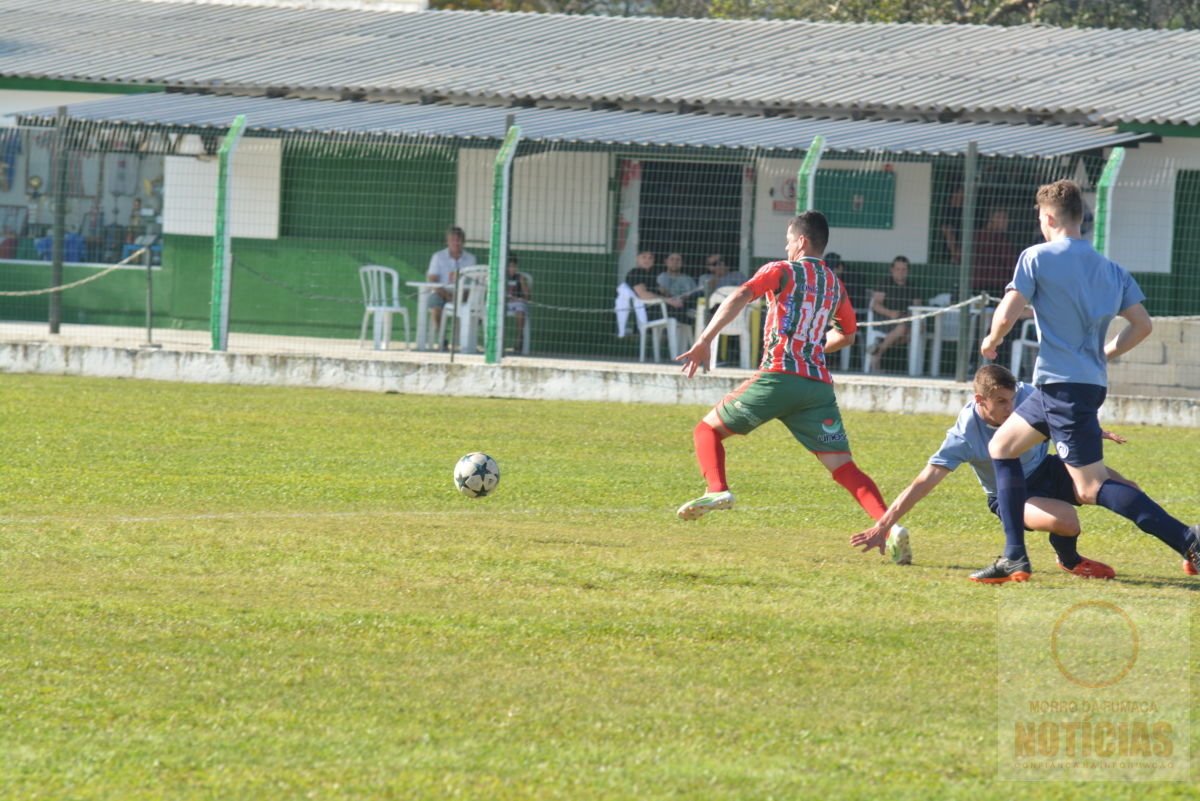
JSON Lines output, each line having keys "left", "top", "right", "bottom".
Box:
{"left": 1, "top": 340, "right": 1196, "bottom": 427}
{"left": 1108, "top": 318, "right": 1200, "bottom": 401}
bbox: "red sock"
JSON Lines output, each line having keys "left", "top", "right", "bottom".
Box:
{"left": 693, "top": 421, "right": 728, "bottom": 492}
{"left": 831, "top": 461, "right": 887, "bottom": 521}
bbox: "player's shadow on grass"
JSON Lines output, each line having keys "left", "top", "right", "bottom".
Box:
{"left": 943, "top": 563, "right": 1197, "bottom": 590}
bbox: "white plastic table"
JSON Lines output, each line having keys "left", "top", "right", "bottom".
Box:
{"left": 405, "top": 281, "right": 448, "bottom": 351}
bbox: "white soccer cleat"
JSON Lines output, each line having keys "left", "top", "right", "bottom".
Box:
{"left": 676, "top": 490, "right": 735, "bottom": 521}
{"left": 886, "top": 524, "right": 912, "bottom": 565}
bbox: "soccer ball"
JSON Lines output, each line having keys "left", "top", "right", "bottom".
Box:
{"left": 454, "top": 452, "right": 500, "bottom": 498}
{"left": 886, "top": 525, "right": 912, "bottom": 565}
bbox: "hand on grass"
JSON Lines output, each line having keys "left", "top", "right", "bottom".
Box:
{"left": 851, "top": 525, "right": 888, "bottom": 555}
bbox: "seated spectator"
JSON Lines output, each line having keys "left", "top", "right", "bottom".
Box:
{"left": 615, "top": 250, "right": 666, "bottom": 337}
{"left": 825, "top": 251, "right": 866, "bottom": 314}
{"left": 505, "top": 254, "right": 531, "bottom": 350}
{"left": 426, "top": 225, "right": 476, "bottom": 343}
{"left": 656, "top": 252, "right": 700, "bottom": 323}
{"left": 869, "top": 255, "right": 922, "bottom": 372}
{"left": 700, "top": 253, "right": 746, "bottom": 299}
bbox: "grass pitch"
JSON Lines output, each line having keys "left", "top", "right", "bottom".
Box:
{"left": 0, "top": 374, "right": 1196, "bottom": 800}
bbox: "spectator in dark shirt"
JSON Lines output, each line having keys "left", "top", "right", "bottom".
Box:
{"left": 940, "top": 185, "right": 964, "bottom": 266}
{"left": 869, "top": 255, "right": 922, "bottom": 372}
{"left": 972, "top": 208, "right": 1017, "bottom": 298}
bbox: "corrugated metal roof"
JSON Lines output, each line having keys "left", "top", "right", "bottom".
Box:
{"left": 3, "top": 2, "right": 1198, "bottom": 126}
{"left": 13, "top": 92, "right": 1153, "bottom": 157}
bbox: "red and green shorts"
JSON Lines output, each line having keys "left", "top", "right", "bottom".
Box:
{"left": 714, "top": 371, "right": 851, "bottom": 453}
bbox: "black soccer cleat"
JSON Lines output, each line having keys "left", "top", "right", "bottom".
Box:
{"left": 970, "top": 555, "right": 1033, "bottom": 584}
{"left": 1182, "top": 525, "right": 1200, "bottom": 576}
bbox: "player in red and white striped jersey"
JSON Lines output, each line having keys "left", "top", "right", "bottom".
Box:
{"left": 674, "top": 212, "right": 898, "bottom": 551}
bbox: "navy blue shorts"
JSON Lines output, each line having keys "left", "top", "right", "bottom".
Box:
{"left": 986, "top": 454, "right": 1080, "bottom": 530}
{"left": 1014, "top": 383, "right": 1107, "bottom": 467}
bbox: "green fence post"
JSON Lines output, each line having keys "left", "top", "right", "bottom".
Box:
{"left": 796, "top": 135, "right": 826, "bottom": 213}
{"left": 486, "top": 124, "right": 522, "bottom": 364}
{"left": 1093, "top": 147, "right": 1126, "bottom": 257}
{"left": 955, "top": 140, "right": 978, "bottom": 383}
{"left": 210, "top": 114, "right": 247, "bottom": 351}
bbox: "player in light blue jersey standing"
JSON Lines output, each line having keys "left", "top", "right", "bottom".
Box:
{"left": 851, "top": 365, "right": 1136, "bottom": 577}
{"left": 973, "top": 180, "right": 1199, "bottom": 583}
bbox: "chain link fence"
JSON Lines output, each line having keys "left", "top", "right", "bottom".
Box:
{"left": 1, "top": 115, "right": 1197, "bottom": 395}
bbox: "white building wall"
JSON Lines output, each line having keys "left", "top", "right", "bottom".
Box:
{"left": 162, "top": 137, "right": 282, "bottom": 239}
{"left": 456, "top": 148, "right": 610, "bottom": 254}
{"left": 1107, "top": 137, "right": 1200, "bottom": 275}
{"left": 754, "top": 157, "right": 931, "bottom": 264}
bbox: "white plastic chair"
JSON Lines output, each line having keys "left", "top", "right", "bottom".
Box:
{"left": 705, "top": 285, "right": 752, "bottom": 370}
{"left": 636, "top": 297, "right": 684, "bottom": 363}
{"left": 920, "top": 293, "right": 956, "bottom": 377}
{"left": 358, "top": 265, "right": 410, "bottom": 351}
{"left": 439, "top": 265, "right": 490, "bottom": 353}
{"left": 861, "top": 305, "right": 887, "bottom": 374}
{"left": 1010, "top": 318, "right": 1040, "bottom": 380}
{"left": 507, "top": 271, "right": 532, "bottom": 355}
{"left": 910, "top": 293, "right": 987, "bottom": 377}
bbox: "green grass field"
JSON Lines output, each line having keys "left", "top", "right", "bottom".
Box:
{"left": 0, "top": 374, "right": 1196, "bottom": 800}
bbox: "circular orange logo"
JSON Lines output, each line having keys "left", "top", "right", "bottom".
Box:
{"left": 1051, "top": 601, "right": 1138, "bottom": 689}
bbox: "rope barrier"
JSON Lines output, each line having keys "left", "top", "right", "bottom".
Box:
{"left": 527, "top": 292, "right": 994, "bottom": 324}
{"left": 525, "top": 298, "right": 613, "bottom": 314}
{"left": 0, "top": 247, "right": 148, "bottom": 297}
{"left": 856, "top": 293, "right": 991, "bottom": 328}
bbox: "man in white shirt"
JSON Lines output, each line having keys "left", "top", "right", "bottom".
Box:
{"left": 427, "top": 226, "right": 477, "bottom": 342}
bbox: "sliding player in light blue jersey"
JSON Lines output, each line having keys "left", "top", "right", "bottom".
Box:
{"left": 976, "top": 179, "right": 1199, "bottom": 583}
{"left": 851, "top": 365, "right": 1139, "bottom": 578}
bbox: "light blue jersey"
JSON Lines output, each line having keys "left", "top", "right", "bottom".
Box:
{"left": 1008, "top": 237, "right": 1145, "bottom": 387}
{"left": 929, "top": 383, "right": 1048, "bottom": 499}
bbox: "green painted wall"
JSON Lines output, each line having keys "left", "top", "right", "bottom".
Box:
{"left": 280, "top": 141, "right": 457, "bottom": 241}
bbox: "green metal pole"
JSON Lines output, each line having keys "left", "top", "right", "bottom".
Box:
{"left": 210, "top": 115, "right": 247, "bottom": 351}
{"left": 955, "top": 141, "right": 977, "bottom": 382}
{"left": 1093, "top": 147, "right": 1126, "bottom": 257}
{"left": 796, "top": 135, "right": 826, "bottom": 213}
{"left": 486, "top": 124, "right": 522, "bottom": 364}
{"left": 49, "top": 106, "right": 68, "bottom": 334}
